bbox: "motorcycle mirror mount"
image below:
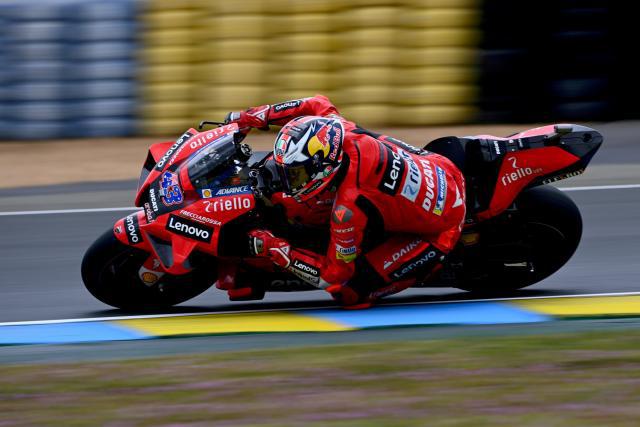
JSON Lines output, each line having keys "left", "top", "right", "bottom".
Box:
{"left": 198, "top": 120, "right": 226, "bottom": 130}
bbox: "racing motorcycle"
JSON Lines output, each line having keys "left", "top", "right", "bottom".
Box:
{"left": 81, "top": 122, "right": 602, "bottom": 309}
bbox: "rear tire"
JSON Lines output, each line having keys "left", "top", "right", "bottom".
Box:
{"left": 456, "top": 186, "right": 582, "bottom": 293}
{"left": 81, "top": 229, "right": 216, "bottom": 310}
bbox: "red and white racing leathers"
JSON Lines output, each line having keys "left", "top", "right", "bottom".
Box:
{"left": 238, "top": 95, "right": 466, "bottom": 303}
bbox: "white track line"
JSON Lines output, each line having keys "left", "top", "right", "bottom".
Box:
{"left": 0, "top": 183, "right": 638, "bottom": 217}
{"left": 558, "top": 183, "right": 640, "bottom": 191}
{"left": 0, "top": 207, "right": 138, "bottom": 216}
{"left": 1, "top": 291, "right": 639, "bottom": 327}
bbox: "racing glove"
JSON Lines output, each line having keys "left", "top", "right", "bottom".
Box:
{"left": 248, "top": 229, "right": 292, "bottom": 269}
{"left": 224, "top": 105, "right": 270, "bottom": 132}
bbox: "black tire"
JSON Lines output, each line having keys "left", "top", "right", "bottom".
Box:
{"left": 457, "top": 186, "right": 582, "bottom": 293}
{"left": 81, "top": 228, "right": 217, "bottom": 310}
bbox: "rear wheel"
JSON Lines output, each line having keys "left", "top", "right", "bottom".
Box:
{"left": 81, "top": 229, "right": 217, "bottom": 310}
{"left": 455, "top": 186, "right": 582, "bottom": 293}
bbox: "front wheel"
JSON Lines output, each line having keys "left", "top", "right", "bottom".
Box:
{"left": 455, "top": 186, "right": 582, "bottom": 293}
{"left": 81, "top": 229, "right": 217, "bottom": 310}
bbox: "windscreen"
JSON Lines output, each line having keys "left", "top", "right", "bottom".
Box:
{"left": 186, "top": 132, "right": 238, "bottom": 190}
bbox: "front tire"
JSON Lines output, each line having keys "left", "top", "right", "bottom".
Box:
{"left": 81, "top": 229, "right": 217, "bottom": 310}
{"left": 456, "top": 186, "right": 582, "bottom": 293}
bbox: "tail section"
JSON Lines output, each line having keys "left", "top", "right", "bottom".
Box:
{"left": 427, "top": 124, "right": 603, "bottom": 222}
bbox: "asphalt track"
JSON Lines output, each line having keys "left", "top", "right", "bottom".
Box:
{"left": 0, "top": 122, "right": 639, "bottom": 323}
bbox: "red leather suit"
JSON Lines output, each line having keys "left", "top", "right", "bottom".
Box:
{"left": 242, "top": 95, "right": 466, "bottom": 297}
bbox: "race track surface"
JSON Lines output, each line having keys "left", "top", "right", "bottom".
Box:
{"left": 0, "top": 122, "right": 639, "bottom": 323}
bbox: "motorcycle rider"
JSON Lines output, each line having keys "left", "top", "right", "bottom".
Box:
{"left": 225, "top": 95, "right": 466, "bottom": 308}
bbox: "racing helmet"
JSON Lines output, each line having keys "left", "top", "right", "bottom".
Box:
{"left": 273, "top": 116, "right": 344, "bottom": 202}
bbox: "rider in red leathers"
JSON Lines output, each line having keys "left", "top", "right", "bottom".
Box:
{"left": 225, "top": 95, "right": 466, "bottom": 308}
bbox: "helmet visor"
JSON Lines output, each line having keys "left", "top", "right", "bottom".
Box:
{"left": 276, "top": 163, "right": 312, "bottom": 194}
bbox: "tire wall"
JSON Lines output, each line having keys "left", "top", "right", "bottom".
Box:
{"left": 140, "top": 0, "right": 482, "bottom": 135}
{"left": 1, "top": 0, "right": 481, "bottom": 139}
{"left": 0, "top": 0, "right": 139, "bottom": 139}
{"left": 480, "top": 1, "right": 640, "bottom": 122}
{"left": 2, "top": 1, "right": 636, "bottom": 140}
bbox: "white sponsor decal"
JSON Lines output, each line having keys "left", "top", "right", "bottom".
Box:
{"left": 179, "top": 210, "right": 221, "bottom": 226}
{"left": 149, "top": 188, "right": 159, "bottom": 212}
{"left": 433, "top": 166, "right": 447, "bottom": 216}
{"left": 335, "top": 227, "right": 355, "bottom": 234}
{"left": 293, "top": 259, "right": 320, "bottom": 282}
{"left": 125, "top": 215, "right": 139, "bottom": 243}
{"left": 382, "top": 149, "right": 403, "bottom": 193}
{"left": 204, "top": 197, "right": 252, "bottom": 213}
{"left": 156, "top": 131, "right": 192, "bottom": 170}
{"left": 391, "top": 250, "right": 438, "bottom": 280}
{"left": 383, "top": 239, "right": 421, "bottom": 270}
{"left": 214, "top": 186, "right": 250, "bottom": 196}
{"left": 419, "top": 159, "right": 436, "bottom": 212}
{"left": 399, "top": 149, "right": 422, "bottom": 202}
{"left": 167, "top": 216, "right": 211, "bottom": 241}
{"left": 452, "top": 184, "right": 464, "bottom": 208}
{"left": 335, "top": 244, "right": 356, "bottom": 255}
{"left": 501, "top": 157, "right": 543, "bottom": 186}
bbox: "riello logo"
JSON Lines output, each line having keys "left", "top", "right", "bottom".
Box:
{"left": 501, "top": 157, "right": 543, "bottom": 186}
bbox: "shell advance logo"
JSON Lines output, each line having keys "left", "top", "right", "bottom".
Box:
{"left": 200, "top": 185, "right": 252, "bottom": 199}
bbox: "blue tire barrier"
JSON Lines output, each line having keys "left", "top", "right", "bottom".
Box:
{"left": 0, "top": 0, "right": 139, "bottom": 139}
{"left": 70, "top": 41, "right": 137, "bottom": 61}
{"left": 71, "top": 98, "right": 137, "bottom": 118}
{"left": 0, "top": 0, "right": 69, "bottom": 21}
{"left": 5, "top": 81, "right": 137, "bottom": 102}
{"left": 68, "top": 60, "right": 137, "bottom": 80}
{"left": 3, "top": 82, "right": 75, "bottom": 102}
{"left": 76, "top": 80, "right": 137, "bottom": 99}
{"left": 70, "top": 0, "right": 137, "bottom": 22}
{"left": 5, "top": 21, "right": 68, "bottom": 43}
{"left": 1, "top": 101, "right": 74, "bottom": 121}
{"left": 5, "top": 42, "right": 69, "bottom": 61}
{"left": 72, "top": 117, "right": 137, "bottom": 137}
{"left": 6, "top": 60, "right": 67, "bottom": 82}
{"left": 8, "top": 121, "right": 68, "bottom": 140}
{"left": 69, "top": 20, "right": 137, "bottom": 42}
{"left": 0, "top": 121, "right": 8, "bottom": 139}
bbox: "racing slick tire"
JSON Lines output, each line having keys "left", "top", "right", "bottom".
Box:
{"left": 81, "top": 228, "right": 217, "bottom": 310}
{"left": 455, "top": 186, "right": 582, "bottom": 293}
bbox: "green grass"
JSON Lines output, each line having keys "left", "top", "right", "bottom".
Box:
{"left": 2, "top": 329, "right": 640, "bottom": 426}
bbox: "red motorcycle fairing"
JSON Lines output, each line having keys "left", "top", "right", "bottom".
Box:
{"left": 134, "top": 124, "right": 239, "bottom": 207}
{"left": 113, "top": 122, "right": 261, "bottom": 276}
{"left": 114, "top": 194, "right": 257, "bottom": 275}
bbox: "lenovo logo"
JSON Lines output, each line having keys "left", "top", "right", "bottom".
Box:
{"left": 166, "top": 214, "right": 212, "bottom": 243}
